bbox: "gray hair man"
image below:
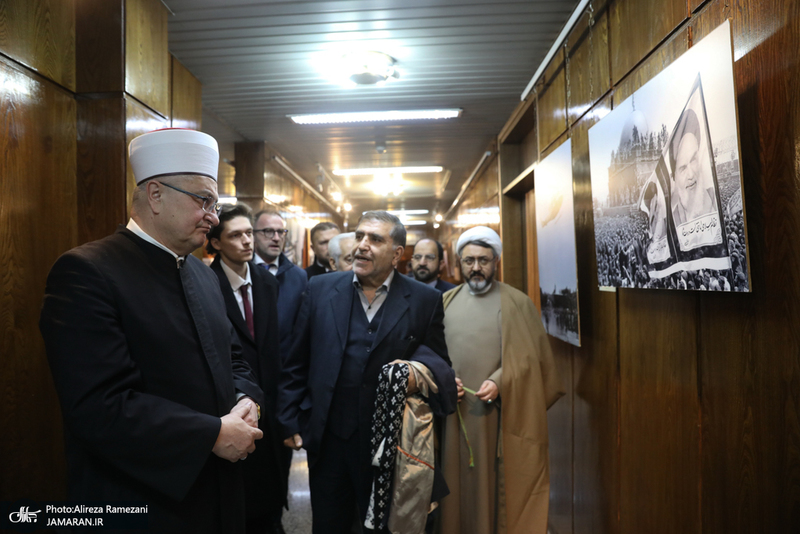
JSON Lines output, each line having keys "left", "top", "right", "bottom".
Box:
{"left": 327, "top": 231, "right": 356, "bottom": 272}
{"left": 439, "top": 226, "right": 564, "bottom": 534}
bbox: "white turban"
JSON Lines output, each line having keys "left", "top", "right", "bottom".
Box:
{"left": 129, "top": 128, "right": 219, "bottom": 184}
{"left": 456, "top": 226, "right": 502, "bottom": 257}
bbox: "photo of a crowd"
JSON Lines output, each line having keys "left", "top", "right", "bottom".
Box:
{"left": 588, "top": 21, "right": 750, "bottom": 292}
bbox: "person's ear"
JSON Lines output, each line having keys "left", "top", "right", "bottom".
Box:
{"left": 146, "top": 181, "right": 164, "bottom": 214}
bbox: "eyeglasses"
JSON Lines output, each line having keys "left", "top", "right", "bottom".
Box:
{"left": 253, "top": 228, "right": 289, "bottom": 238}
{"left": 156, "top": 181, "right": 221, "bottom": 214}
{"left": 461, "top": 256, "right": 494, "bottom": 267}
{"left": 411, "top": 254, "right": 437, "bottom": 262}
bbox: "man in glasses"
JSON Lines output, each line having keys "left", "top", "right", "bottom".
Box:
{"left": 439, "top": 226, "right": 564, "bottom": 534}
{"left": 409, "top": 238, "right": 455, "bottom": 292}
{"left": 207, "top": 203, "right": 287, "bottom": 534}
{"left": 252, "top": 210, "right": 308, "bottom": 362}
{"left": 252, "top": 209, "right": 308, "bottom": 526}
{"left": 40, "top": 129, "right": 264, "bottom": 534}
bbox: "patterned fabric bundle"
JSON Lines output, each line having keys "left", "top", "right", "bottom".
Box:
{"left": 365, "top": 362, "right": 410, "bottom": 531}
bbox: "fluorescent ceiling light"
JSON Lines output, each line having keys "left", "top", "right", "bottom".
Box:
{"left": 387, "top": 209, "right": 429, "bottom": 215}
{"left": 289, "top": 109, "right": 461, "bottom": 125}
{"left": 403, "top": 220, "right": 428, "bottom": 226}
{"left": 219, "top": 196, "right": 238, "bottom": 204}
{"left": 333, "top": 166, "right": 443, "bottom": 176}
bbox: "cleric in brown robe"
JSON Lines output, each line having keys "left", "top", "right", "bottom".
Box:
{"left": 40, "top": 129, "right": 264, "bottom": 534}
{"left": 439, "top": 226, "right": 564, "bottom": 534}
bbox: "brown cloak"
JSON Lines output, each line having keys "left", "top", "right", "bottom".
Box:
{"left": 442, "top": 282, "right": 564, "bottom": 534}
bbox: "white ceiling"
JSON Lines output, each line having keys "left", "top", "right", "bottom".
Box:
{"left": 165, "top": 0, "right": 578, "bottom": 222}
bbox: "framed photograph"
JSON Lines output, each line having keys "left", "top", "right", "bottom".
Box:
{"left": 535, "top": 139, "right": 580, "bottom": 346}
{"left": 588, "top": 20, "right": 750, "bottom": 291}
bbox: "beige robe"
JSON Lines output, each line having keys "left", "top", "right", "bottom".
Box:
{"left": 441, "top": 282, "right": 564, "bottom": 534}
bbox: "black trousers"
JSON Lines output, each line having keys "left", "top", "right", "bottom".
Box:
{"left": 308, "top": 429, "right": 376, "bottom": 534}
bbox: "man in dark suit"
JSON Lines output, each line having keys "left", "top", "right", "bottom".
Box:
{"left": 252, "top": 210, "right": 308, "bottom": 364}
{"left": 305, "top": 221, "right": 340, "bottom": 278}
{"left": 39, "top": 129, "right": 263, "bottom": 534}
{"left": 409, "top": 238, "right": 456, "bottom": 292}
{"left": 207, "top": 203, "right": 287, "bottom": 534}
{"left": 278, "top": 211, "right": 457, "bottom": 533}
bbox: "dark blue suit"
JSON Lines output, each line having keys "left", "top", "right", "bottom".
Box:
{"left": 277, "top": 270, "right": 456, "bottom": 532}
{"left": 434, "top": 279, "right": 457, "bottom": 292}
{"left": 259, "top": 253, "right": 308, "bottom": 362}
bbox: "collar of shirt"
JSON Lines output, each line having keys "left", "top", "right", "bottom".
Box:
{"left": 353, "top": 269, "right": 395, "bottom": 322}
{"left": 126, "top": 218, "right": 185, "bottom": 267}
{"left": 353, "top": 269, "right": 395, "bottom": 293}
{"left": 317, "top": 259, "right": 332, "bottom": 272}
{"left": 219, "top": 258, "right": 252, "bottom": 291}
{"left": 254, "top": 253, "right": 280, "bottom": 272}
{"left": 426, "top": 279, "right": 438, "bottom": 288}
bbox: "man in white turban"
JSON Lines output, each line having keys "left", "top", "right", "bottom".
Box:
{"left": 439, "top": 226, "right": 564, "bottom": 534}
{"left": 40, "top": 129, "right": 264, "bottom": 534}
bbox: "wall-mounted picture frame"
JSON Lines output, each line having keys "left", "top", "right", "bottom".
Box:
{"left": 588, "top": 20, "right": 750, "bottom": 292}
{"left": 536, "top": 138, "right": 580, "bottom": 346}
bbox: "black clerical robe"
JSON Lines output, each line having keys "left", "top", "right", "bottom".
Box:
{"left": 40, "top": 227, "right": 263, "bottom": 534}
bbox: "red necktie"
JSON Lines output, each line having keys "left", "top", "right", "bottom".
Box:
{"left": 240, "top": 284, "right": 254, "bottom": 339}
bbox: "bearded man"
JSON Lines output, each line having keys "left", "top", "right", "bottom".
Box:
{"left": 439, "top": 226, "right": 564, "bottom": 534}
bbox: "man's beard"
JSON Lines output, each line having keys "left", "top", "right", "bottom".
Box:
{"left": 413, "top": 266, "right": 437, "bottom": 283}
{"left": 466, "top": 271, "right": 494, "bottom": 292}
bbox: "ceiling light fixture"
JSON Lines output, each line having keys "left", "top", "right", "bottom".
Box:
{"left": 341, "top": 51, "right": 399, "bottom": 85}
{"left": 387, "top": 209, "right": 429, "bottom": 216}
{"left": 333, "top": 166, "right": 443, "bottom": 176}
{"left": 372, "top": 173, "right": 405, "bottom": 197}
{"left": 402, "top": 220, "right": 428, "bottom": 226}
{"left": 289, "top": 109, "right": 461, "bottom": 125}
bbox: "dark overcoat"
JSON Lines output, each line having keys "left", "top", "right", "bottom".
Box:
{"left": 40, "top": 228, "right": 263, "bottom": 534}
{"left": 210, "top": 256, "right": 287, "bottom": 518}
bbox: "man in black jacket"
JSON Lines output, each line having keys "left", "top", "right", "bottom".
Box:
{"left": 40, "top": 129, "right": 263, "bottom": 534}
{"left": 208, "top": 203, "right": 287, "bottom": 534}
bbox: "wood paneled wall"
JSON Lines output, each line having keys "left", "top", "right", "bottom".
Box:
{"left": 1, "top": 0, "right": 202, "bottom": 503}
{"left": 0, "top": 53, "right": 76, "bottom": 502}
{"left": 444, "top": 0, "right": 800, "bottom": 532}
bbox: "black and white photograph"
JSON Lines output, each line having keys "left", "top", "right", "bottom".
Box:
{"left": 536, "top": 139, "right": 580, "bottom": 346}
{"left": 588, "top": 20, "right": 750, "bottom": 292}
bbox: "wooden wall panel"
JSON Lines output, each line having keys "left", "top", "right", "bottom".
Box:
{"left": 125, "top": 0, "right": 169, "bottom": 117}
{"left": 566, "top": 0, "right": 611, "bottom": 126}
{"left": 618, "top": 291, "right": 700, "bottom": 534}
{"left": 525, "top": 189, "right": 540, "bottom": 309}
{"left": 609, "top": 0, "right": 687, "bottom": 84}
{"left": 548, "top": 341, "right": 575, "bottom": 534}
{"left": 75, "top": 0, "right": 124, "bottom": 93}
{"left": 538, "top": 48, "right": 568, "bottom": 153}
{"left": 0, "top": 55, "right": 75, "bottom": 500}
{"left": 692, "top": 1, "right": 800, "bottom": 533}
{"left": 125, "top": 97, "right": 169, "bottom": 213}
{"left": 570, "top": 98, "right": 619, "bottom": 534}
{"left": 171, "top": 55, "right": 202, "bottom": 130}
{"left": 77, "top": 97, "right": 127, "bottom": 244}
{"left": 0, "top": 0, "right": 76, "bottom": 91}
{"left": 613, "top": 28, "right": 689, "bottom": 105}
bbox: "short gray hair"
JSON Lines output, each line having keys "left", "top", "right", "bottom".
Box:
{"left": 357, "top": 211, "right": 406, "bottom": 247}
{"left": 328, "top": 232, "right": 355, "bottom": 262}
